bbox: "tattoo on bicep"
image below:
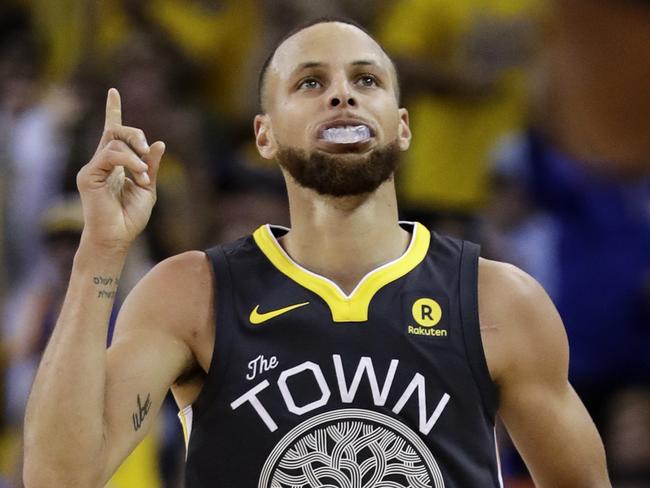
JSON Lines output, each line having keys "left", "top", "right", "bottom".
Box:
{"left": 132, "top": 393, "right": 152, "bottom": 431}
{"left": 93, "top": 275, "right": 119, "bottom": 299}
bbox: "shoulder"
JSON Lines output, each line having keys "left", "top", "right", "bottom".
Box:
{"left": 477, "top": 258, "right": 569, "bottom": 387}
{"left": 478, "top": 257, "right": 560, "bottom": 326}
{"left": 115, "top": 251, "right": 214, "bottom": 345}
{"left": 133, "top": 250, "right": 213, "bottom": 308}
{"left": 145, "top": 250, "right": 213, "bottom": 289}
{"left": 478, "top": 258, "right": 545, "bottom": 307}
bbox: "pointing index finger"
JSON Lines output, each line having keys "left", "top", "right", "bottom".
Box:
{"left": 105, "top": 88, "right": 122, "bottom": 128}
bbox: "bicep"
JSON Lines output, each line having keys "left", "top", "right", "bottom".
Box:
{"left": 97, "top": 254, "right": 203, "bottom": 484}
{"left": 101, "top": 326, "right": 191, "bottom": 483}
{"left": 482, "top": 261, "right": 610, "bottom": 487}
{"left": 500, "top": 378, "right": 609, "bottom": 487}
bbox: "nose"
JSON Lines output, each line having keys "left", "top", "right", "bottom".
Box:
{"left": 330, "top": 96, "right": 356, "bottom": 108}
{"left": 328, "top": 78, "right": 356, "bottom": 108}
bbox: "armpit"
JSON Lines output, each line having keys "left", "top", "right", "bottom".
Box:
{"left": 174, "top": 363, "right": 205, "bottom": 386}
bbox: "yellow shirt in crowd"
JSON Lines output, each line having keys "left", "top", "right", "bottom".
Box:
{"left": 379, "top": 0, "right": 542, "bottom": 213}
{"left": 20, "top": 0, "right": 260, "bottom": 119}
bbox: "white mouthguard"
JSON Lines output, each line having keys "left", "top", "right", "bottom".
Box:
{"left": 321, "top": 125, "right": 371, "bottom": 144}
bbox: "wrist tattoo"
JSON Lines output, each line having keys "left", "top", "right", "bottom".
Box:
{"left": 93, "top": 275, "right": 119, "bottom": 299}
{"left": 132, "top": 393, "right": 152, "bottom": 431}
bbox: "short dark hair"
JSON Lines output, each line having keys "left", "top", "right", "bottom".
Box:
{"left": 257, "top": 16, "right": 400, "bottom": 112}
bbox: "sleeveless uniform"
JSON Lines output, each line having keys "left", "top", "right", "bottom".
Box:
{"left": 179, "top": 222, "right": 502, "bottom": 487}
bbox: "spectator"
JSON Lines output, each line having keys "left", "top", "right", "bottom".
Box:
{"left": 2, "top": 197, "right": 88, "bottom": 485}
{"left": 110, "top": 32, "right": 213, "bottom": 260}
{"left": 0, "top": 29, "right": 71, "bottom": 285}
{"left": 541, "top": 0, "right": 650, "bottom": 172}
{"left": 482, "top": 133, "right": 560, "bottom": 298}
{"left": 377, "top": 0, "right": 543, "bottom": 238}
{"left": 2, "top": 197, "right": 164, "bottom": 487}
{"left": 525, "top": 130, "right": 650, "bottom": 409}
{"left": 485, "top": 130, "right": 650, "bottom": 484}
{"left": 122, "top": 0, "right": 263, "bottom": 122}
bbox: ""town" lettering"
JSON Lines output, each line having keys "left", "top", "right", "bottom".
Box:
{"left": 230, "top": 355, "right": 450, "bottom": 436}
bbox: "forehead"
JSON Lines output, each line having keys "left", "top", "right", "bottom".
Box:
{"left": 270, "top": 22, "right": 391, "bottom": 77}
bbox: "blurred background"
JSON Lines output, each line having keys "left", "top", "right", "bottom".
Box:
{"left": 0, "top": 0, "right": 649, "bottom": 487}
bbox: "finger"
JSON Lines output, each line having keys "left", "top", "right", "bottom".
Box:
{"left": 104, "top": 88, "right": 122, "bottom": 129}
{"left": 105, "top": 139, "right": 135, "bottom": 153}
{"left": 141, "top": 141, "right": 165, "bottom": 187}
{"left": 106, "top": 165, "right": 125, "bottom": 197}
{"left": 102, "top": 141, "right": 152, "bottom": 183}
{"left": 106, "top": 158, "right": 149, "bottom": 189}
{"left": 104, "top": 125, "right": 150, "bottom": 156}
{"left": 78, "top": 146, "right": 148, "bottom": 191}
{"left": 103, "top": 150, "right": 150, "bottom": 179}
{"left": 103, "top": 140, "right": 151, "bottom": 180}
{"left": 131, "top": 167, "right": 151, "bottom": 187}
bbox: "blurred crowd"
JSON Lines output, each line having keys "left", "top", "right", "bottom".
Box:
{"left": 0, "top": 1, "right": 649, "bottom": 487}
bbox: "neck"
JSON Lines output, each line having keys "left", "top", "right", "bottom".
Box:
{"left": 280, "top": 176, "right": 410, "bottom": 294}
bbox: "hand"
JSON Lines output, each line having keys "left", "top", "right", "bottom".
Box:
{"left": 76, "top": 88, "right": 165, "bottom": 253}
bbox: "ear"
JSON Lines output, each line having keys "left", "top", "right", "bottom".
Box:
{"left": 397, "top": 108, "right": 411, "bottom": 151}
{"left": 254, "top": 114, "right": 278, "bottom": 160}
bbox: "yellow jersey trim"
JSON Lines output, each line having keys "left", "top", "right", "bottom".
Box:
{"left": 178, "top": 405, "right": 192, "bottom": 450}
{"left": 253, "top": 222, "right": 430, "bottom": 322}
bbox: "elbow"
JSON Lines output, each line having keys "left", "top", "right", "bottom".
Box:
{"left": 22, "top": 415, "right": 108, "bottom": 487}
{"left": 23, "top": 452, "right": 104, "bottom": 488}
{"left": 23, "top": 472, "right": 104, "bottom": 488}
{"left": 22, "top": 468, "right": 55, "bottom": 488}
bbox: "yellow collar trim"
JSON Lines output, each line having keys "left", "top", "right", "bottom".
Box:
{"left": 253, "top": 222, "right": 430, "bottom": 322}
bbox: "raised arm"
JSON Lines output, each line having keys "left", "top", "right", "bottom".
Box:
{"left": 478, "top": 259, "right": 611, "bottom": 488}
{"left": 22, "top": 89, "right": 198, "bottom": 487}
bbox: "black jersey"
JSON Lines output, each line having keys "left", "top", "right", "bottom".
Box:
{"left": 179, "top": 222, "right": 502, "bottom": 487}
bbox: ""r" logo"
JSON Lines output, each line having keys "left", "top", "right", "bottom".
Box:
{"left": 412, "top": 298, "right": 442, "bottom": 327}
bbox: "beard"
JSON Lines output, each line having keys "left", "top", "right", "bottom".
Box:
{"left": 276, "top": 141, "right": 401, "bottom": 197}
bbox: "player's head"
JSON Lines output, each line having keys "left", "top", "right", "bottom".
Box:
{"left": 254, "top": 18, "right": 411, "bottom": 197}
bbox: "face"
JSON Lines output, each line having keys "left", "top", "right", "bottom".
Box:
{"left": 255, "top": 22, "right": 411, "bottom": 196}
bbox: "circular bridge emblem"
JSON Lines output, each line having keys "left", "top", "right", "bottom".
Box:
{"left": 259, "top": 409, "right": 445, "bottom": 488}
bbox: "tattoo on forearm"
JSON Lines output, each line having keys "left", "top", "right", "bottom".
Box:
{"left": 97, "top": 290, "right": 116, "bottom": 299}
{"left": 93, "top": 275, "right": 119, "bottom": 299}
{"left": 132, "top": 393, "right": 152, "bottom": 431}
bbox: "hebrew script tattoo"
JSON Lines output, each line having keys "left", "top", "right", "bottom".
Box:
{"left": 132, "top": 393, "right": 152, "bottom": 431}
{"left": 93, "top": 275, "right": 119, "bottom": 299}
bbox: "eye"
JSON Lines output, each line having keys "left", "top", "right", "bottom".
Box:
{"left": 298, "top": 78, "right": 322, "bottom": 90}
{"left": 356, "top": 75, "right": 378, "bottom": 87}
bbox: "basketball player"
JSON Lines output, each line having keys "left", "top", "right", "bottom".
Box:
{"left": 23, "top": 19, "right": 611, "bottom": 487}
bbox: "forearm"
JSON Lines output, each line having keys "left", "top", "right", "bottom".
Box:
{"left": 23, "top": 242, "right": 128, "bottom": 486}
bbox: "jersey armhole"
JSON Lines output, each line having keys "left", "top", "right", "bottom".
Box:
{"left": 458, "top": 240, "right": 499, "bottom": 420}
{"left": 188, "top": 246, "right": 236, "bottom": 420}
